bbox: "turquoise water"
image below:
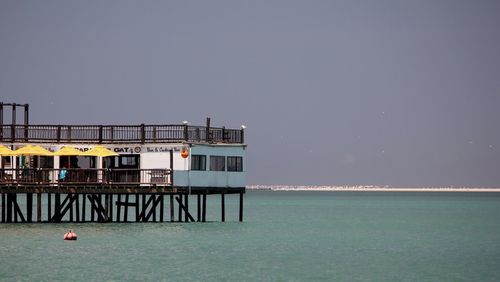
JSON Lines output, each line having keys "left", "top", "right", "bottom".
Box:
{"left": 1, "top": 191, "right": 500, "bottom": 281}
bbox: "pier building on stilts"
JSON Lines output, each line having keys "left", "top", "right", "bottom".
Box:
{"left": 0, "top": 102, "right": 245, "bottom": 223}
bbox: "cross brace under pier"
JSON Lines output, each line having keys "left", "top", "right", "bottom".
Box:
{"left": 0, "top": 190, "right": 244, "bottom": 223}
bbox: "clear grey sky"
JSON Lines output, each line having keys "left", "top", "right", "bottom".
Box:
{"left": 1, "top": 0, "right": 499, "bottom": 187}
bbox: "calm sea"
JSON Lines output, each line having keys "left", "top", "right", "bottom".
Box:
{"left": 1, "top": 190, "right": 500, "bottom": 281}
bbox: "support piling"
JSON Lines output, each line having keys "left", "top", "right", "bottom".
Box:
{"left": 0, "top": 188, "right": 244, "bottom": 223}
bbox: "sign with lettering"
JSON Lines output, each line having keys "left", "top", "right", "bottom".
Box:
{"left": 41, "top": 145, "right": 181, "bottom": 155}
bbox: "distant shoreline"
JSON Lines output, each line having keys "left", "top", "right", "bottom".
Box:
{"left": 247, "top": 185, "right": 500, "bottom": 192}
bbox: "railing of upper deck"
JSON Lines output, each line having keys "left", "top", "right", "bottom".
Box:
{"left": 0, "top": 168, "right": 172, "bottom": 186}
{"left": 0, "top": 124, "right": 244, "bottom": 144}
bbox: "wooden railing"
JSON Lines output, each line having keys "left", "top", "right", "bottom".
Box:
{"left": 0, "top": 168, "right": 172, "bottom": 186}
{"left": 0, "top": 124, "right": 244, "bottom": 144}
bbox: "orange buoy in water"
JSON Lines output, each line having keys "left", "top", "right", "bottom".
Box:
{"left": 64, "top": 230, "right": 77, "bottom": 241}
{"left": 181, "top": 146, "right": 189, "bottom": 158}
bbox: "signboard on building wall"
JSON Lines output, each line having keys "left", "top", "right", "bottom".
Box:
{"left": 53, "top": 145, "right": 182, "bottom": 154}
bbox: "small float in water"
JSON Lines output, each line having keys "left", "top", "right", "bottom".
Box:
{"left": 64, "top": 230, "right": 77, "bottom": 241}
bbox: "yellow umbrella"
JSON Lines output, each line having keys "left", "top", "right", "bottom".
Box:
{"left": 12, "top": 145, "right": 54, "bottom": 156}
{"left": 11, "top": 145, "right": 53, "bottom": 174}
{"left": 0, "top": 145, "right": 14, "bottom": 156}
{"left": 54, "top": 145, "right": 88, "bottom": 169}
{"left": 82, "top": 145, "right": 118, "bottom": 157}
{"left": 53, "top": 146, "right": 86, "bottom": 156}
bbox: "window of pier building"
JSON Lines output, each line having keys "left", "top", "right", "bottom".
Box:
{"left": 103, "top": 155, "right": 140, "bottom": 183}
{"left": 227, "top": 156, "right": 243, "bottom": 172}
{"left": 104, "top": 155, "right": 140, "bottom": 169}
{"left": 209, "top": 156, "right": 225, "bottom": 171}
{"left": 191, "top": 155, "right": 206, "bottom": 171}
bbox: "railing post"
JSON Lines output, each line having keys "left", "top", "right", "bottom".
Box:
{"left": 183, "top": 124, "right": 188, "bottom": 141}
{"left": 240, "top": 128, "right": 245, "bottom": 144}
{"left": 23, "top": 124, "right": 28, "bottom": 142}
{"left": 23, "top": 125, "right": 28, "bottom": 142}
{"left": 11, "top": 103, "right": 16, "bottom": 127}
{"left": 10, "top": 124, "right": 15, "bottom": 143}
{"left": 24, "top": 104, "right": 29, "bottom": 125}
{"left": 222, "top": 126, "right": 226, "bottom": 142}
{"left": 195, "top": 128, "right": 200, "bottom": 142}
{"left": 57, "top": 125, "right": 61, "bottom": 143}
{"left": 0, "top": 102, "right": 3, "bottom": 140}
{"left": 98, "top": 125, "right": 103, "bottom": 143}
{"left": 24, "top": 104, "right": 29, "bottom": 141}
{"left": 140, "top": 123, "right": 145, "bottom": 144}
{"left": 10, "top": 103, "right": 16, "bottom": 142}
{"left": 205, "top": 117, "right": 211, "bottom": 142}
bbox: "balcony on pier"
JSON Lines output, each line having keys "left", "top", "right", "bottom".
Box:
{"left": 0, "top": 123, "right": 244, "bottom": 144}
{"left": 0, "top": 168, "right": 172, "bottom": 187}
